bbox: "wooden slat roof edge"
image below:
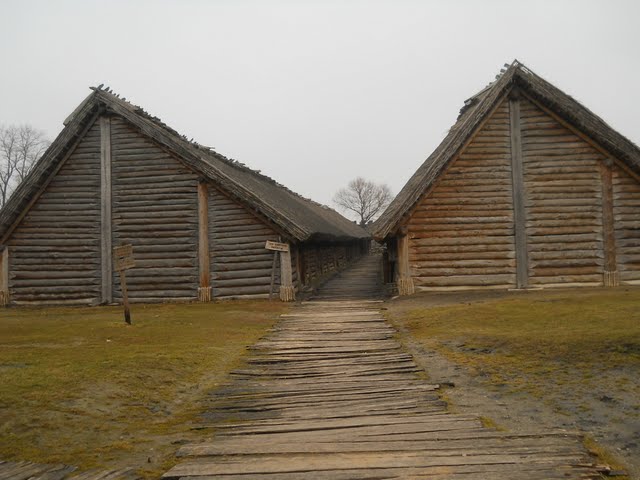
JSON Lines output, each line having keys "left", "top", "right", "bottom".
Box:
{"left": 0, "top": 88, "right": 369, "bottom": 244}
{"left": 371, "top": 60, "right": 640, "bottom": 241}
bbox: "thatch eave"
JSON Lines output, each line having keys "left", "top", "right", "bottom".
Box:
{"left": 372, "top": 60, "right": 640, "bottom": 241}
{"left": 1, "top": 88, "right": 369, "bottom": 245}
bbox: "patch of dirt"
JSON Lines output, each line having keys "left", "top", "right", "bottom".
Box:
{"left": 393, "top": 313, "right": 640, "bottom": 479}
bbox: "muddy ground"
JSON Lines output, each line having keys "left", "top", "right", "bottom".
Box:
{"left": 387, "top": 290, "right": 640, "bottom": 479}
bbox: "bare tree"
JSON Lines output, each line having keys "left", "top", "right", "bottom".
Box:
{"left": 333, "top": 177, "right": 393, "bottom": 227}
{"left": 0, "top": 125, "right": 49, "bottom": 207}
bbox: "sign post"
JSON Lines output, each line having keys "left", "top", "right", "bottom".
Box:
{"left": 265, "top": 241, "right": 295, "bottom": 302}
{"left": 113, "top": 244, "right": 135, "bottom": 325}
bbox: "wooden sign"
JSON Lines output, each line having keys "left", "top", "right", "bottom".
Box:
{"left": 114, "top": 244, "right": 135, "bottom": 272}
{"left": 113, "top": 244, "right": 134, "bottom": 325}
{"left": 265, "top": 240, "right": 289, "bottom": 252}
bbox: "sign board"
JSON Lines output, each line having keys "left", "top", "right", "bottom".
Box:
{"left": 265, "top": 240, "right": 289, "bottom": 252}
{"left": 114, "top": 244, "right": 135, "bottom": 272}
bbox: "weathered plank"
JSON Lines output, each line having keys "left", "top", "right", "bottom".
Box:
{"left": 163, "top": 256, "right": 600, "bottom": 480}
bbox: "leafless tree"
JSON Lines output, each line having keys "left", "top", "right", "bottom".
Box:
{"left": 0, "top": 125, "right": 49, "bottom": 207}
{"left": 333, "top": 177, "right": 393, "bottom": 227}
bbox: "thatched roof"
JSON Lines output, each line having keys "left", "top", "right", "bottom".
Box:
{"left": 372, "top": 60, "right": 640, "bottom": 241}
{"left": 0, "top": 87, "right": 368, "bottom": 244}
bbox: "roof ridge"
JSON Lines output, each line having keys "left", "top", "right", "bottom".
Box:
{"left": 459, "top": 60, "right": 522, "bottom": 117}
{"left": 372, "top": 60, "right": 640, "bottom": 240}
{"left": 91, "top": 85, "right": 339, "bottom": 212}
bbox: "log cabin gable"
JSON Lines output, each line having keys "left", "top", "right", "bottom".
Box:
{"left": 5, "top": 120, "right": 103, "bottom": 305}
{"left": 104, "top": 111, "right": 295, "bottom": 244}
{"left": 374, "top": 61, "right": 640, "bottom": 244}
{"left": 403, "top": 97, "right": 517, "bottom": 290}
{"left": 519, "top": 91, "right": 640, "bottom": 185}
{"left": 399, "top": 95, "right": 514, "bottom": 233}
{"left": 0, "top": 112, "right": 101, "bottom": 247}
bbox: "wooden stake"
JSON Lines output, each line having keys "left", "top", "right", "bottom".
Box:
{"left": 269, "top": 251, "right": 278, "bottom": 301}
{"left": 279, "top": 249, "right": 295, "bottom": 302}
{"left": 119, "top": 270, "right": 131, "bottom": 325}
{"left": 396, "top": 231, "right": 415, "bottom": 296}
{"left": 114, "top": 244, "right": 134, "bottom": 324}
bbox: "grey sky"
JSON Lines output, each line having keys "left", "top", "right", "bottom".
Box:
{"left": 1, "top": 0, "right": 639, "bottom": 219}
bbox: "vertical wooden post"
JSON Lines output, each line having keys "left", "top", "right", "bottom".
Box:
{"left": 0, "top": 247, "right": 8, "bottom": 306}
{"left": 509, "top": 91, "right": 529, "bottom": 289}
{"left": 396, "top": 228, "right": 415, "bottom": 296}
{"left": 197, "top": 181, "right": 211, "bottom": 301}
{"left": 600, "top": 160, "right": 618, "bottom": 286}
{"left": 114, "top": 244, "right": 134, "bottom": 324}
{"left": 119, "top": 270, "right": 131, "bottom": 324}
{"left": 100, "top": 116, "right": 113, "bottom": 304}
{"left": 279, "top": 249, "right": 295, "bottom": 302}
{"left": 269, "top": 251, "right": 278, "bottom": 300}
{"left": 295, "top": 245, "right": 303, "bottom": 289}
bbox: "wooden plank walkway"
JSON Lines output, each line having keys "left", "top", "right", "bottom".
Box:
{"left": 0, "top": 460, "right": 140, "bottom": 480}
{"left": 163, "top": 254, "right": 602, "bottom": 479}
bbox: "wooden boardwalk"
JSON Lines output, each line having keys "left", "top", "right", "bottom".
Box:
{"left": 0, "top": 460, "right": 140, "bottom": 480}
{"left": 164, "top": 255, "right": 602, "bottom": 479}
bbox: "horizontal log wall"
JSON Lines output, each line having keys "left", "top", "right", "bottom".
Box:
{"left": 612, "top": 165, "right": 640, "bottom": 284}
{"left": 7, "top": 122, "right": 102, "bottom": 305}
{"left": 208, "top": 186, "right": 288, "bottom": 299}
{"left": 520, "top": 99, "right": 605, "bottom": 286}
{"left": 111, "top": 116, "right": 199, "bottom": 302}
{"left": 407, "top": 99, "right": 517, "bottom": 289}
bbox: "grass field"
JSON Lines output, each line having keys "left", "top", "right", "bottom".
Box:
{"left": 0, "top": 301, "right": 286, "bottom": 478}
{"left": 386, "top": 287, "right": 640, "bottom": 475}
{"left": 386, "top": 288, "right": 640, "bottom": 394}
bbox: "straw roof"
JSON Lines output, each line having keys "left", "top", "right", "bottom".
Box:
{"left": 372, "top": 60, "right": 640, "bottom": 240}
{"left": 0, "top": 88, "right": 368, "bottom": 243}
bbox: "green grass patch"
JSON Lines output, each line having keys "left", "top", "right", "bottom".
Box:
{"left": 0, "top": 301, "right": 286, "bottom": 478}
{"left": 387, "top": 287, "right": 640, "bottom": 474}
{"left": 387, "top": 288, "right": 640, "bottom": 395}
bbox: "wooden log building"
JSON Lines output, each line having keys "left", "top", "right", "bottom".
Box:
{"left": 0, "top": 87, "right": 369, "bottom": 306}
{"left": 373, "top": 61, "right": 640, "bottom": 294}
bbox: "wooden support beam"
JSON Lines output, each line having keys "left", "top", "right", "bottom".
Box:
{"left": 279, "top": 249, "right": 295, "bottom": 302}
{"left": 295, "top": 245, "right": 304, "bottom": 288}
{"left": 396, "top": 231, "right": 415, "bottom": 296}
{"left": 509, "top": 92, "right": 529, "bottom": 289}
{"left": 100, "top": 116, "right": 113, "bottom": 304}
{"left": 0, "top": 247, "right": 8, "bottom": 306}
{"left": 600, "top": 160, "right": 618, "bottom": 286}
{"left": 197, "top": 181, "right": 211, "bottom": 302}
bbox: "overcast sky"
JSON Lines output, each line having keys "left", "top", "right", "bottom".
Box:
{"left": 1, "top": 0, "right": 639, "bottom": 219}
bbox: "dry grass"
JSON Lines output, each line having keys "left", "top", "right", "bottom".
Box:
{"left": 0, "top": 301, "right": 286, "bottom": 478}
